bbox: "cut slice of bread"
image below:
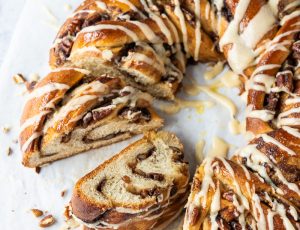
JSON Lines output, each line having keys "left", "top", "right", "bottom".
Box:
{"left": 20, "top": 68, "right": 163, "bottom": 167}
{"left": 70, "top": 131, "right": 189, "bottom": 229}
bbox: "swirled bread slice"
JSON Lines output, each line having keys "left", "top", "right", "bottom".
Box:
{"left": 20, "top": 68, "right": 163, "bottom": 167}
{"left": 70, "top": 131, "right": 189, "bottom": 230}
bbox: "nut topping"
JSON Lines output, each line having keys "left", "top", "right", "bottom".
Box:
{"left": 39, "top": 215, "right": 56, "bottom": 228}
{"left": 276, "top": 70, "right": 294, "bottom": 92}
{"left": 31, "top": 209, "right": 43, "bottom": 217}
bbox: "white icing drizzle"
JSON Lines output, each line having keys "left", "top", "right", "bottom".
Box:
{"left": 273, "top": 201, "right": 295, "bottom": 229}
{"left": 238, "top": 144, "right": 300, "bottom": 194}
{"left": 210, "top": 183, "right": 220, "bottom": 230}
{"left": 123, "top": 52, "right": 165, "bottom": 73}
{"left": 50, "top": 81, "right": 107, "bottom": 126}
{"left": 247, "top": 106, "right": 275, "bottom": 122}
{"left": 217, "top": 157, "right": 250, "bottom": 209}
{"left": 280, "top": 9, "right": 300, "bottom": 25}
{"left": 194, "top": 0, "right": 201, "bottom": 60}
{"left": 20, "top": 111, "right": 50, "bottom": 134}
{"left": 26, "top": 83, "right": 70, "bottom": 101}
{"left": 139, "top": 0, "right": 173, "bottom": 45}
{"left": 282, "top": 126, "right": 300, "bottom": 138}
{"left": 278, "top": 107, "right": 300, "bottom": 119}
{"left": 260, "top": 134, "right": 296, "bottom": 156}
{"left": 272, "top": 29, "right": 300, "bottom": 44}
{"left": 207, "top": 136, "right": 229, "bottom": 158}
{"left": 130, "top": 21, "right": 160, "bottom": 43}
{"left": 252, "top": 74, "right": 276, "bottom": 93}
{"left": 21, "top": 132, "right": 42, "bottom": 153}
{"left": 219, "top": 0, "right": 254, "bottom": 73}
{"left": 252, "top": 64, "right": 281, "bottom": 76}
{"left": 204, "top": 62, "right": 224, "bottom": 80}
{"left": 95, "top": 0, "right": 107, "bottom": 10}
{"left": 285, "top": 96, "right": 300, "bottom": 105}
{"left": 194, "top": 157, "right": 216, "bottom": 207}
{"left": 268, "top": 0, "right": 279, "bottom": 15}
{"left": 199, "top": 86, "right": 237, "bottom": 117}
{"left": 240, "top": 5, "right": 276, "bottom": 49}
{"left": 284, "top": 1, "right": 300, "bottom": 12}
{"left": 289, "top": 205, "right": 298, "bottom": 221}
{"left": 174, "top": 0, "right": 189, "bottom": 55}
{"left": 78, "top": 24, "right": 139, "bottom": 41}
{"left": 252, "top": 193, "right": 266, "bottom": 229}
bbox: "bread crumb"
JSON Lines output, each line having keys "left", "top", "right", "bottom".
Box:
{"left": 61, "top": 189, "right": 67, "bottom": 197}
{"left": 40, "top": 215, "right": 56, "bottom": 228}
{"left": 6, "top": 147, "right": 12, "bottom": 156}
{"left": 13, "top": 73, "right": 27, "bottom": 84}
{"left": 31, "top": 208, "right": 43, "bottom": 217}
{"left": 2, "top": 125, "right": 11, "bottom": 133}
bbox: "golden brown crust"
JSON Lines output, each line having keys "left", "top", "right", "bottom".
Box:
{"left": 184, "top": 157, "right": 300, "bottom": 229}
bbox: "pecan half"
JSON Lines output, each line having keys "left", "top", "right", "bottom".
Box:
{"left": 39, "top": 215, "right": 56, "bottom": 228}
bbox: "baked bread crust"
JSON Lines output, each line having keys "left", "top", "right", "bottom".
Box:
{"left": 20, "top": 68, "right": 163, "bottom": 167}
{"left": 70, "top": 131, "right": 189, "bottom": 229}
{"left": 184, "top": 156, "right": 299, "bottom": 229}
{"left": 49, "top": 0, "right": 223, "bottom": 99}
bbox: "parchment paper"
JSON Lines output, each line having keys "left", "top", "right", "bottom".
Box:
{"left": 0, "top": 0, "right": 246, "bottom": 229}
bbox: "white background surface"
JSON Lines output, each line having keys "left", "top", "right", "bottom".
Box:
{"left": 0, "top": 0, "right": 246, "bottom": 229}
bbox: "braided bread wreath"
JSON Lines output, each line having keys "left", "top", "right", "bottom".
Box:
{"left": 18, "top": 0, "right": 300, "bottom": 229}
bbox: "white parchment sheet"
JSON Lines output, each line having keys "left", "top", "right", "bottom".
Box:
{"left": 0, "top": 0, "right": 247, "bottom": 229}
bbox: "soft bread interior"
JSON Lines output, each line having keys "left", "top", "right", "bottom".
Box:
{"left": 71, "top": 131, "right": 189, "bottom": 228}
{"left": 40, "top": 108, "right": 162, "bottom": 158}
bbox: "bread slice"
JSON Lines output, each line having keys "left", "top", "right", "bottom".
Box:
{"left": 20, "top": 68, "right": 163, "bottom": 167}
{"left": 69, "top": 131, "right": 189, "bottom": 229}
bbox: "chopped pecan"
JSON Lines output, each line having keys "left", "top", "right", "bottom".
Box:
{"left": 276, "top": 70, "right": 294, "bottom": 92}
{"left": 92, "top": 107, "right": 113, "bottom": 121}
{"left": 82, "top": 112, "right": 93, "bottom": 128}
{"left": 264, "top": 92, "right": 279, "bottom": 111}
{"left": 82, "top": 13, "right": 110, "bottom": 28}
{"left": 39, "top": 215, "right": 56, "bottom": 228}
{"left": 222, "top": 190, "right": 234, "bottom": 202}
{"left": 31, "top": 208, "right": 43, "bottom": 217}
{"left": 119, "top": 107, "right": 151, "bottom": 122}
